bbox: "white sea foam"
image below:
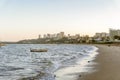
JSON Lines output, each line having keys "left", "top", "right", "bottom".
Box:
{"left": 54, "top": 46, "right": 99, "bottom": 80}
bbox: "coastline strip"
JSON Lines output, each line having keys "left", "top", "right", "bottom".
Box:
{"left": 78, "top": 45, "right": 120, "bottom": 80}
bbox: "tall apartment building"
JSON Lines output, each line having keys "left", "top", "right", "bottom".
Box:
{"left": 38, "top": 35, "right": 41, "bottom": 39}
{"left": 109, "top": 29, "right": 120, "bottom": 41}
{"left": 56, "top": 32, "right": 65, "bottom": 39}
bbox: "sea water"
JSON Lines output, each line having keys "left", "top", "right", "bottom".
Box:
{"left": 0, "top": 44, "right": 98, "bottom": 80}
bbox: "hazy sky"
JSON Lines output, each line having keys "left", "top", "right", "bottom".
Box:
{"left": 0, "top": 0, "right": 120, "bottom": 41}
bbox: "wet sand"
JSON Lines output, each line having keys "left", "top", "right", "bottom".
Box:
{"left": 78, "top": 45, "right": 120, "bottom": 80}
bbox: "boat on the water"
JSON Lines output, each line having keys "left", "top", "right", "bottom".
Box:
{"left": 30, "top": 49, "right": 48, "bottom": 52}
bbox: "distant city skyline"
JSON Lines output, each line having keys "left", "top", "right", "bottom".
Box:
{"left": 0, "top": 0, "right": 120, "bottom": 41}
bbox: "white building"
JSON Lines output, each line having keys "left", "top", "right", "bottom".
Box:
{"left": 109, "top": 29, "right": 120, "bottom": 41}
{"left": 43, "top": 32, "right": 65, "bottom": 39}
{"left": 67, "top": 34, "right": 80, "bottom": 39}
{"left": 56, "top": 32, "right": 65, "bottom": 39}
{"left": 94, "top": 32, "right": 109, "bottom": 41}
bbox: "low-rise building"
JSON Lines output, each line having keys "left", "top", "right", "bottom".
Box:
{"left": 94, "top": 32, "right": 109, "bottom": 41}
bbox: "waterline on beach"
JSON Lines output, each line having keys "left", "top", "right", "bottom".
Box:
{"left": 54, "top": 47, "right": 98, "bottom": 80}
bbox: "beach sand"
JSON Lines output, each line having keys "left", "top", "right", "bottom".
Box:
{"left": 78, "top": 45, "right": 120, "bottom": 80}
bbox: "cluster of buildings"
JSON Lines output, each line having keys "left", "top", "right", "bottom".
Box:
{"left": 37, "top": 28, "right": 120, "bottom": 43}
{"left": 38, "top": 32, "right": 82, "bottom": 40}
{"left": 94, "top": 28, "right": 120, "bottom": 42}
{"left": 18, "top": 28, "right": 120, "bottom": 44}
{"left": 38, "top": 32, "right": 65, "bottom": 40}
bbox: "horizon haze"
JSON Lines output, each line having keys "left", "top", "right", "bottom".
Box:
{"left": 0, "top": 0, "right": 120, "bottom": 41}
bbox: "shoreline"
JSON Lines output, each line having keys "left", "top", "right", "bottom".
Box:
{"left": 78, "top": 45, "right": 120, "bottom": 80}
{"left": 54, "top": 45, "right": 98, "bottom": 80}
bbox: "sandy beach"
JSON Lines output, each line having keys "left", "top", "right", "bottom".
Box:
{"left": 78, "top": 45, "right": 120, "bottom": 80}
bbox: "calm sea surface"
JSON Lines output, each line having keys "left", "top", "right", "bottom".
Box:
{"left": 0, "top": 44, "right": 98, "bottom": 80}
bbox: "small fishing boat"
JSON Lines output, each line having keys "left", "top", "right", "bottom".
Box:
{"left": 30, "top": 49, "right": 48, "bottom": 52}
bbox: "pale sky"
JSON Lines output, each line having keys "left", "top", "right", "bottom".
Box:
{"left": 0, "top": 0, "right": 120, "bottom": 41}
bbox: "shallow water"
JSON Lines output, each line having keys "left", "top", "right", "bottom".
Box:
{"left": 0, "top": 44, "right": 98, "bottom": 80}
